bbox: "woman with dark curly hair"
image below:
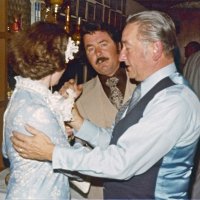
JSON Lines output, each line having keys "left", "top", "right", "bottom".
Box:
{"left": 2, "top": 21, "right": 78, "bottom": 199}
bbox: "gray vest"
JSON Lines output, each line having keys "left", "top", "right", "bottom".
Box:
{"left": 104, "top": 77, "right": 175, "bottom": 199}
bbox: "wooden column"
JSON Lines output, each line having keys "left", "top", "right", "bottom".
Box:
{"left": 0, "top": 0, "right": 8, "bottom": 170}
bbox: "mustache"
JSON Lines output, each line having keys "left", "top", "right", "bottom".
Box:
{"left": 96, "top": 57, "right": 109, "bottom": 64}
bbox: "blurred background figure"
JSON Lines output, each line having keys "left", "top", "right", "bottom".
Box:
{"left": 183, "top": 49, "right": 200, "bottom": 200}
{"left": 183, "top": 50, "right": 200, "bottom": 98}
{"left": 180, "top": 41, "right": 200, "bottom": 73}
{"left": 184, "top": 41, "right": 200, "bottom": 62}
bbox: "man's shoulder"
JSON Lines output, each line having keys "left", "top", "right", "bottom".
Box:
{"left": 76, "top": 76, "right": 102, "bottom": 104}
{"left": 82, "top": 76, "right": 100, "bottom": 93}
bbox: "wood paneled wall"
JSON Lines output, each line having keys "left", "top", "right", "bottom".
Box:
{"left": 0, "top": 0, "right": 8, "bottom": 170}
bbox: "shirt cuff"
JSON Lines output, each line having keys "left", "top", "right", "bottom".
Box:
{"left": 52, "top": 145, "right": 77, "bottom": 170}
{"left": 74, "top": 119, "right": 99, "bottom": 143}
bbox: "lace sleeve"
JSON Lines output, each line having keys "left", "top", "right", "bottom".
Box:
{"left": 49, "top": 88, "right": 76, "bottom": 122}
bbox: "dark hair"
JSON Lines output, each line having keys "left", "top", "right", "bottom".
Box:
{"left": 79, "top": 22, "right": 121, "bottom": 63}
{"left": 8, "top": 21, "right": 68, "bottom": 80}
{"left": 81, "top": 22, "right": 121, "bottom": 45}
{"left": 185, "top": 41, "right": 200, "bottom": 52}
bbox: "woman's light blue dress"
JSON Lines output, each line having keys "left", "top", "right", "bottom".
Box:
{"left": 2, "top": 76, "right": 71, "bottom": 199}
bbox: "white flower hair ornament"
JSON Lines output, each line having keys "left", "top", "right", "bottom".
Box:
{"left": 65, "top": 37, "right": 79, "bottom": 63}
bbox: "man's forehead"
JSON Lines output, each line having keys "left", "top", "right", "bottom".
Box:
{"left": 122, "top": 24, "right": 138, "bottom": 39}
{"left": 84, "top": 31, "right": 110, "bottom": 38}
{"left": 84, "top": 31, "right": 113, "bottom": 44}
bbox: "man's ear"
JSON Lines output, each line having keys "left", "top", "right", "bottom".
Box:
{"left": 152, "top": 41, "right": 163, "bottom": 60}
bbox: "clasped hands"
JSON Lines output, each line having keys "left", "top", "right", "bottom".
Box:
{"left": 60, "top": 79, "right": 84, "bottom": 130}
{"left": 11, "top": 79, "right": 84, "bottom": 161}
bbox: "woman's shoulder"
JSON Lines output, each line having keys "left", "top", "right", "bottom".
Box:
{"left": 11, "top": 90, "right": 53, "bottom": 121}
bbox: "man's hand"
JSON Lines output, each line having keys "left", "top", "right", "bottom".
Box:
{"left": 59, "top": 79, "right": 83, "bottom": 98}
{"left": 67, "top": 105, "right": 84, "bottom": 131}
{"left": 11, "top": 125, "right": 55, "bottom": 161}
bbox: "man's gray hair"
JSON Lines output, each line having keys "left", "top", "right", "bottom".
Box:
{"left": 127, "top": 11, "right": 177, "bottom": 55}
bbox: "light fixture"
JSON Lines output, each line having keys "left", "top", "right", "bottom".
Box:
{"left": 50, "top": 0, "right": 63, "bottom": 22}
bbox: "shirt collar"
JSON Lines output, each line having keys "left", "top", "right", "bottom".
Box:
{"left": 141, "top": 63, "right": 177, "bottom": 97}
{"left": 15, "top": 76, "right": 51, "bottom": 98}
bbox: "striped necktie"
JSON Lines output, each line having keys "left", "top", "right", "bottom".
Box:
{"left": 126, "top": 84, "right": 141, "bottom": 113}
{"left": 115, "top": 99, "right": 131, "bottom": 125}
{"left": 115, "top": 85, "right": 141, "bottom": 124}
{"left": 106, "top": 77, "right": 123, "bottom": 110}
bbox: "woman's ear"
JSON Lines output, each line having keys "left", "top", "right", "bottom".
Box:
{"left": 152, "top": 41, "right": 163, "bottom": 61}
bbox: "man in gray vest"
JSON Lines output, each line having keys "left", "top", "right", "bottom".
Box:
{"left": 12, "top": 11, "right": 200, "bottom": 199}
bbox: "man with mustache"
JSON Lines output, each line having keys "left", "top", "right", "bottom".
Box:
{"left": 61, "top": 22, "right": 136, "bottom": 199}
{"left": 72, "top": 22, "right": 136, "bottom": 129}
